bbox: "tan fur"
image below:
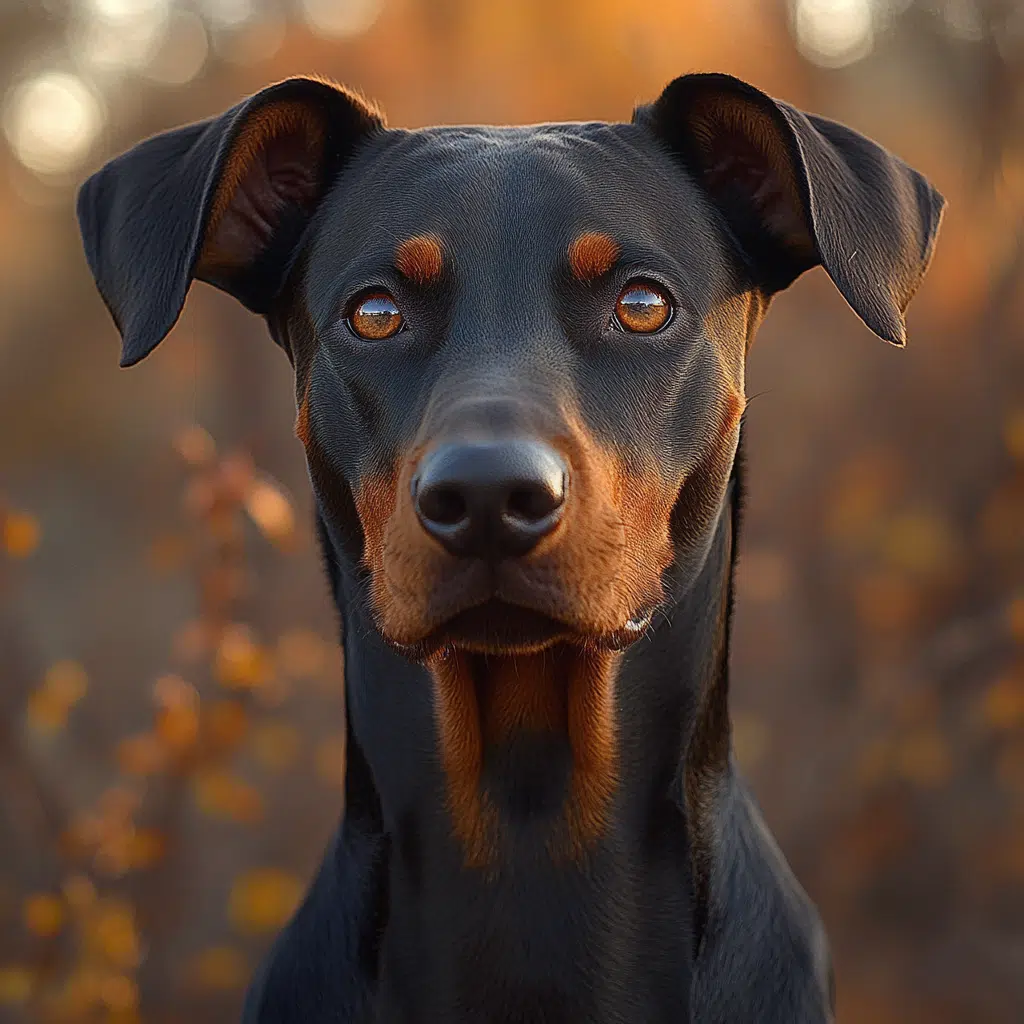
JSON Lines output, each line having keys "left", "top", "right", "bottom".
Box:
{"left": 199, "top": 101, "right": 326, "bottom": 273}
{"left": 564, "top": 648, "right": 620, "bottom": 852}
{"left": 299, "top": 344, "right": 744, "bottom": 864}
{"left": 427, "top": 651, "right": 495, "bottom": 867}
{"left": 427, "top": 645, "right": 622, "bottom": 867}
{"left": 294, "top": 378, "right": 312, "bottom": 447}
{"left": 690, "top": 95, "right": 813, "bottom": 257}
{"left": 568, "top": 232, "right": 621, "bottom": 281}
{"left": 362, "top": 409, "right": 682, "bottom": 650}
{"left": 395, "top": 235, "right": 445, "bottom": 285}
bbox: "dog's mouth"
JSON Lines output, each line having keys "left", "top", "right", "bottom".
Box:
{"left": 385, "top": 598, "right": 654, "bottom": 661}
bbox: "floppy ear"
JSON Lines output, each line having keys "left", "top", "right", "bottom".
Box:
{"left": 77, "top": 77, "right": 383, "bottom": 367}
{"left": 639, "top": 73, "right": 944, "bottom": 345}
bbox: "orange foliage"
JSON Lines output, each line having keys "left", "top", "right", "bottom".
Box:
{"left": 0, "top": 2, "right": 1022, "bottom": 1021}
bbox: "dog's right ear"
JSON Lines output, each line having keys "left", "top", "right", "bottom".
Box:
{"left": 77, "top": 78, "right": 383, "bottom": 367}
{"left": 638, "top": 74, "right": 944, "bottom": 347}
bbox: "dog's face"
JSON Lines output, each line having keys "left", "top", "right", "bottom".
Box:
{"left": 79, "top": 75, "right": 943, "bottom": 663}
{"left": 296, "top": 122, "right": 749, "bottom": 656}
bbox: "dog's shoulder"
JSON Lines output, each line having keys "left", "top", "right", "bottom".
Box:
{"left": 691, "top": 771, "right": 835, "bottom": 1024}
{"left": 241, "top": 825, "right": 385, "bottom": 1024}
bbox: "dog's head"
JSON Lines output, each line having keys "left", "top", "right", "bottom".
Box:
{"left": 79, "top": 74, "right": 943, "bottom": 662}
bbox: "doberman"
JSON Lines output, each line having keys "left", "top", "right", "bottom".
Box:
{"left": 78, "top": 72, "right": 943, "bottom": 1022}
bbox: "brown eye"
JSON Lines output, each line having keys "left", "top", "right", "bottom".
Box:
{"left": 614, "top": 282, "right": 672, "bottom": 334}
{"left": 348, "top": 291, "right": 403, "bottom": 340}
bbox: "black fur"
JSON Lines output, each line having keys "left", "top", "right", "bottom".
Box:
{"left": 77, "top": 73, "right": 943, "bottom": 1022}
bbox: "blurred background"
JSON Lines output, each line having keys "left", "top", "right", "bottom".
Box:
{"left": 0, "top": 0, "right": 1021, "bottom": 1020}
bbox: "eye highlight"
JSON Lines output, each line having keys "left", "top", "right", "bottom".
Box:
{"left": 348, "top": 290, "right": 404, "bottom": 340}
{"left": 614, "top": 281, "right": 672, "bottom": 334}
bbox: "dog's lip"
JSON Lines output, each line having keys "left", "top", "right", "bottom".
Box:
{"left": 430, "top": 600, "right": 571, "bottom": 655}
{"left": 606, "top": 608, "right": 654, "bottom": 649}
{"left": 382, "top": 598, "right": 655, "bottom": 661}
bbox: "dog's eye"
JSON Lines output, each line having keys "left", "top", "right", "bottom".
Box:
{"left": 348, "top": 291, "right": 404, "bottom": 340}
{"left": 614, "top": 282, "right": 672, "bottom": 334}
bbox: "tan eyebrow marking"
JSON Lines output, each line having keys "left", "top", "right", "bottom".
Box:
{"left": 395, "top": 234, "right": 444, "bottom": 284}
{"left": 568, "top": 231, "right": 621, "bottom": 281}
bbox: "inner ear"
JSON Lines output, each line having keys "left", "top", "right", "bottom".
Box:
{"left": 197, "top": 100, "right": 327, "bottom": 291}
{"left": 673, "top": 94, "right": 817, "bottom": 289}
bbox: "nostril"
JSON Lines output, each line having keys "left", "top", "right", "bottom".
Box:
{"left": 506, "top": 479, "right": 563, "bottom": 523}
{"left": 417, "top": 484, "right": 468, "bottom": 527}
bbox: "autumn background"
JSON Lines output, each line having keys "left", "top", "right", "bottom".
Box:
{"left": 0, "top": 0, "right": 1021, "bottom": 1020}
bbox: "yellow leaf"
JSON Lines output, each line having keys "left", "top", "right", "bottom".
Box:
{"left": 3, "top": 511, "right": 40, "bottom": 558}
{"left": 104, "top": 1011, "right": 142, "bottom": 1024}
{"left": 216, "top": 625, "right": 272, "bottom": 690}
{"left": 152, "top": 673, "right": 197, "bottom": 708}
{"left": 155, "top": 704, "right": 199, "bottom": 753}
{"left": 99, "top": 973, "right": 138, "bottom": 1011}
{"left": 26, "top": 687, "right": 70, "bottom": 734}
{"left": 190, "top": 945, "right": 248, "bottom": 991}
{"left": 173, "top": 424, "right": 216, "bottom": 466}
{"left": 205, "top": 699, "right": 249, "bottom": 752}
{"left": 219, "top": 454, "right": 255, "bottom": 504}
{"left": 105, "top": 1011, "right": 142, "bottom": 1024}
{"left": 23, "top": 892, "right": 65, "bottom": 937}
{"left": 0, "top": 966, "right": 34, "bottom": 1005}
{"left": 153, "top": 675, "right": 200, "bottom": 752}
{"left": 106, "top": 1011, "right": 142, "bottom": 1024}
{"left": 981, "top": 676, "right": 1024, "bottom": 731}
{"left": 116, "top": 734, "right": 166, "bottom": 776}
{"left": 123, "top": 828, "right": 166, "bottom": 870}
{"left": 245, "top": 479, "right": 296, "bottom": 546}
{"left": 46, "top": 660, "right": 88, "bottom": 703}
{"left": 229, "top": 869, "right": 302, "bottom": 935}
{"left": 194, "top": 769, "right": 264, "bottom": 823}
{"left": 62, "top": 966, "right": 104, "bottom": 1012}
{"left": 26, "top": 661, "right": 89, "bottom": 734}
{"left": 882, "top": 511, "right": 956, "bottom": 577}
{"left": 1004, "top": 409, "right": 1024, "bottom": 461}
{"left": 88, "top": 901, "right": 140, "bottom": 969}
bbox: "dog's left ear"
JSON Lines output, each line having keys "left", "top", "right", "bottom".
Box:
{"left": 639, "top": 73, "right": 944, "bottom": 345}
{"left": 78, "top": 77, "right": 383, "bottom": 366}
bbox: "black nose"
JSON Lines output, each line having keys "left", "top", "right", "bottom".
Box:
{"left": 413, "top": 440, "right": 567, "bottom": 559}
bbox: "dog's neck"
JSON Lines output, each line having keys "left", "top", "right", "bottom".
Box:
{"left": 322, "top": 455, "right": 739, "bottom": 1016}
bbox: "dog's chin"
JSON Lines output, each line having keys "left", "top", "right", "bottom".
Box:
{"left": 382, "top": 600, "right": 654, "bottom": 662}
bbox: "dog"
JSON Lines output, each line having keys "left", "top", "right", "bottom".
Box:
{"left": 78, "top": 72, "right": 943, "bottom": 1022}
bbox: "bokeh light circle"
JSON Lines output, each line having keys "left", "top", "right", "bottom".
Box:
{"left": 792, "top": 0, "right": 874, "bottom": 68}
{"left": 144, "top": 10, "right": 209, "bottom": 84}
{"left": 301, "top": 0, "right": 383, "bottom": 39}
{"left": 3, "top": 71, "right": 105, "bottom": 176}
